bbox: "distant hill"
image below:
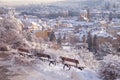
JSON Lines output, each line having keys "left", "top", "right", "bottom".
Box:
{"left": 51, "top": 0, "right": 120, "bottom": 9}
{"left": 0, "top": 0, "right": 120, "bottom": 8}
{"left": 51, "top": 0, "right": 105, "bottom": 8}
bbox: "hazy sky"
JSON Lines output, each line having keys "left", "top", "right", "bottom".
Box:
{"left": 0, "top": 0, "right": 66, "bottom": 6}
{"left": 0, "top": 0, "right": 65, "bottom": 3}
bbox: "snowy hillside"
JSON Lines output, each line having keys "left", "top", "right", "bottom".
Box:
{"left": 0, "top": 50, "right": 101, "bottom": 80}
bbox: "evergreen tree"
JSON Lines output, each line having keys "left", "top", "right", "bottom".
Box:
{"left": 49, "top": 31, "right": 56, "bottom": 42}
{"left": 57, "top": 33, "right": 62, "bottom": 45}
{"left": 113, "top": 3, "right": 116, "bottom": 9}
{"left": 82, "top": 35, "right": 86, "bottom": 43}
{"left": 63, "top": 33, "right": 66, "bottom": 40}
{"left": 109, "top": 12, "right": 112, "bottom": 21}
{"left": 105, "top": 2, "right": 110, "bottom": 10}
{"left": 87, "top": 32, "right": 92, "bottom": 51}
{"left": 93, "top": 35, "right": 97, "bottom": 53}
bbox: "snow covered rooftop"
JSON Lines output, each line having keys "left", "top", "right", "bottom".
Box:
{"left": 111, "top": 26, "right": 120, "bottom": 29}
{"left": 117, "top": 32, "right": 120, "bottom": 35}
{"left": 97, "top": 32, "right": 113, "bottom": 38}
{"left": 59, "top": 19, "right": 95, "bottom": 26}
{"left": 91, "top": 29, "right": 113, "bottom": 38}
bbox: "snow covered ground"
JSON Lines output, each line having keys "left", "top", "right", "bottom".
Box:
{"left": 8, "top": 59, "right": 101, "bottom": 80}
{"left": 0, "top": 52, "right": 101, "bottom": 80}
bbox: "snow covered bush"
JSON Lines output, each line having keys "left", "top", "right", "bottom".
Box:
{"left": 95, "top": 42, "right": 117, "bottom": 60}
{"left": 99, "top": 42, "right": 116, "bottom": 54}
{"left": 0, "top": 17, "right": 31, "bottom": 48}
{"left": 77, "top": 48, "right": 99, "bottom": 70}
{"left": 0, "top": 17, "right": 22, "bottom": 45}
{"left": 98, "top": 54, "right": 120, "bottom": 80}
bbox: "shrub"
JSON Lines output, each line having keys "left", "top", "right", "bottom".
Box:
{"left": 0, "top": 17, "right": 24, "bottom": 48}
{"left": 98, "top": 54, "right": 120, "bottom": 80}
{"left": 77, "top": 48, "right": 98, "bottom": 69}
{"left": 95, "top": 42, "right": 117, "bottom": 60}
